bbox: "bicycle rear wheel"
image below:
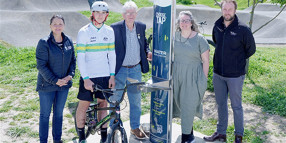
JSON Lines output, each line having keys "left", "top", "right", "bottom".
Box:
{"left": 106, "top": 123, "right": 128, "bottom": 143}
{"left": 74, "top": 104, "right": 93, "bottom": 139}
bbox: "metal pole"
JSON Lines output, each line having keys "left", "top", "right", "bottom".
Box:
{"left": 169, "top": 0, "right": 176, "bottom": 142}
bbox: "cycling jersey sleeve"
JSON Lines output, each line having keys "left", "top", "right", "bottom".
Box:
{"left": 76, "top": 30, "right": 89, "bottom": 80}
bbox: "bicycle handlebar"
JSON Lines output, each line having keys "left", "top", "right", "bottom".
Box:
{"left": 198, "top": 21, "right": 207, "bottom": 26}
{"left": 93, "top": 81, "right": 145, "bottom": 106}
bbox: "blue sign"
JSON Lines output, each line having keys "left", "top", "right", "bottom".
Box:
{"left": 152, "top": 5, "right": 171, "bottom": 79}
{"left": 150, "top": 0, "right": 173, "bottom": 142}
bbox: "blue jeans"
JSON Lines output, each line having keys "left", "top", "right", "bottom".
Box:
{"left": 39, "top": 90, "right": 69, "bottom": 143}
{"left": 110, "top": 64, "right": 142, "bottom": 129}
{"left": 213, "top": 73, "right": 245, "bottom": 136}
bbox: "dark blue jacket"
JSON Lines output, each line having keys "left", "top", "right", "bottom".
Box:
{"left": 212, "top": 15, "right": 256, "bottom": 77}
{"left": 111, "top": 20, "right": 150, "bottom": 74}
{"left": 36, "top": 32, "right": 76, "bottom": 91}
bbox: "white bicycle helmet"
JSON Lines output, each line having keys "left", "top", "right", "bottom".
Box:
{"left": 91, "top": 1, "right": 109, "bottom": 12}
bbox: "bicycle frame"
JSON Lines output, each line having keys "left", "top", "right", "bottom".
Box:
{"left": 86, "top": 103, "right": 122, "bottom": 132}
{"left": 78, "top": 80, "right": 146, "bottom": 139}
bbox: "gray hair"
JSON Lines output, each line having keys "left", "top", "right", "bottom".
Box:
{"left": 122, "top": 1, "right": 138, "bottom": 13}
{"left": 176, "top": 11, "right": 200, "bottom": 33}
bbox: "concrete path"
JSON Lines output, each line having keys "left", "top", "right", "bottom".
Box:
{"left": 70, "top": 114, "right": 223, "bottom": 143}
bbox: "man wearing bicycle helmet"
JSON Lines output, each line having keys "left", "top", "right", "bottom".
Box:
{"left": 75, "top": 1, "right": 116, "bottom": 143}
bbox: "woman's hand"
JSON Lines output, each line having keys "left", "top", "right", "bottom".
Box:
{"left": 63, "top": 75, "right": 72, "bottom": 82}
{"left": 56, "top": 79, "right": 68, "bottom": 87}
{"left": 201, "top": 50, "right": 210, "bottom": 79}
{"left": 56, "top": 75, "right": 72, "bottom": 87}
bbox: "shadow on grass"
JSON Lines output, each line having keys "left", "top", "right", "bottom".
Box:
{"left": 245, "top": 76, "right": 286, "bottom": 138}
{"left": 247, "top": 75, "right": 286, "bottom": 117}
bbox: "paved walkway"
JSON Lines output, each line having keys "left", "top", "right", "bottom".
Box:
{"left": 70, "top": 114, "right": 222, "bottom": 143}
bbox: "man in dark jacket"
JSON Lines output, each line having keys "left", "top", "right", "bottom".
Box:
{"left": 203, "top": 0, "right": 256, "bottom": 143}
{"left": 110, "top": 1, "right": 152, "bottom": 140}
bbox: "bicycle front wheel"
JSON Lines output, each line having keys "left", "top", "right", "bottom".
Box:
{"left": 106, "top": 123, "right": 128, "bottom": 143}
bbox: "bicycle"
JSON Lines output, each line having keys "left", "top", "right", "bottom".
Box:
{"left": 198, "top": 21, "right": 207, "bottom": 35}
{"left": 197, "top": 21, "right": 216, "bottom": 47}
{"left": 74, "top": 78, "right": 145, "bottom": 143}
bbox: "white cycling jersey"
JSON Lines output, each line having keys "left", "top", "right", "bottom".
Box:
{"left": 76, "top": 23, "right": 116, "bottom": 79}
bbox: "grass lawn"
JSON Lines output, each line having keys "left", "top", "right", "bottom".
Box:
{"left": 120, "top": 0, "right": 153, "bottom": 8}
{"left": 79, "top": 11, "right": 123, "bottom": 26}
{"left": 244, "top": 47, "right": 286, "bottom": 116}
{"left": 191, "top": 0, "right": 251, "bottom": 10}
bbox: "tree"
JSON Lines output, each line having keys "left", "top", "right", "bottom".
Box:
{"left": 249, "top": 0, "right": 286, "bottom": 34}
{"left": 247, "top": 0, "right": 285, "bottom": 73}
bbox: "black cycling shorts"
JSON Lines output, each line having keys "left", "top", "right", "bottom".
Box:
{"left": 77, "top": 77, "right": 111, "bottom": 101}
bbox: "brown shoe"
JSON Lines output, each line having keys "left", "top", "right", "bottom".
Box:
{"left": 203, "top": 132, "right": 226, "bottom": 142}
{"left": 131, "top": 128, "right": 146, "bottom": 140}
{"left": 140, "top": 123, "right": 150, "bottom": 138}
{"left": 234, "top": 135, "right": 243, "bottom": 143}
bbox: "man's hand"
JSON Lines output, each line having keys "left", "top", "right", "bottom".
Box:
{"left": 147, "top": 52, "right": 152, "bottom": 61}
{"left": 84, "top": 78, "right": 94, "bottom": 92}
{"left": 109, "top": 76, "right": 115, "bottom": 89}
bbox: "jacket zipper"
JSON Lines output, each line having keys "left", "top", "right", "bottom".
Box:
{"left": 56, "top": 40, "right": 65, "bottom": 89}
{"left": 61, "top": 44, "right": 65, "bottom": 89}
{"left": 222, "top": 30, "right": 226, "bottom": 76}
{"left": 62, "top": 47, "right": 64, "bottom": 77}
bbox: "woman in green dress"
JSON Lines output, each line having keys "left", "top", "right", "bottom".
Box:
{"left": 173, "top": 11, "right": 210, "bottom": 143}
